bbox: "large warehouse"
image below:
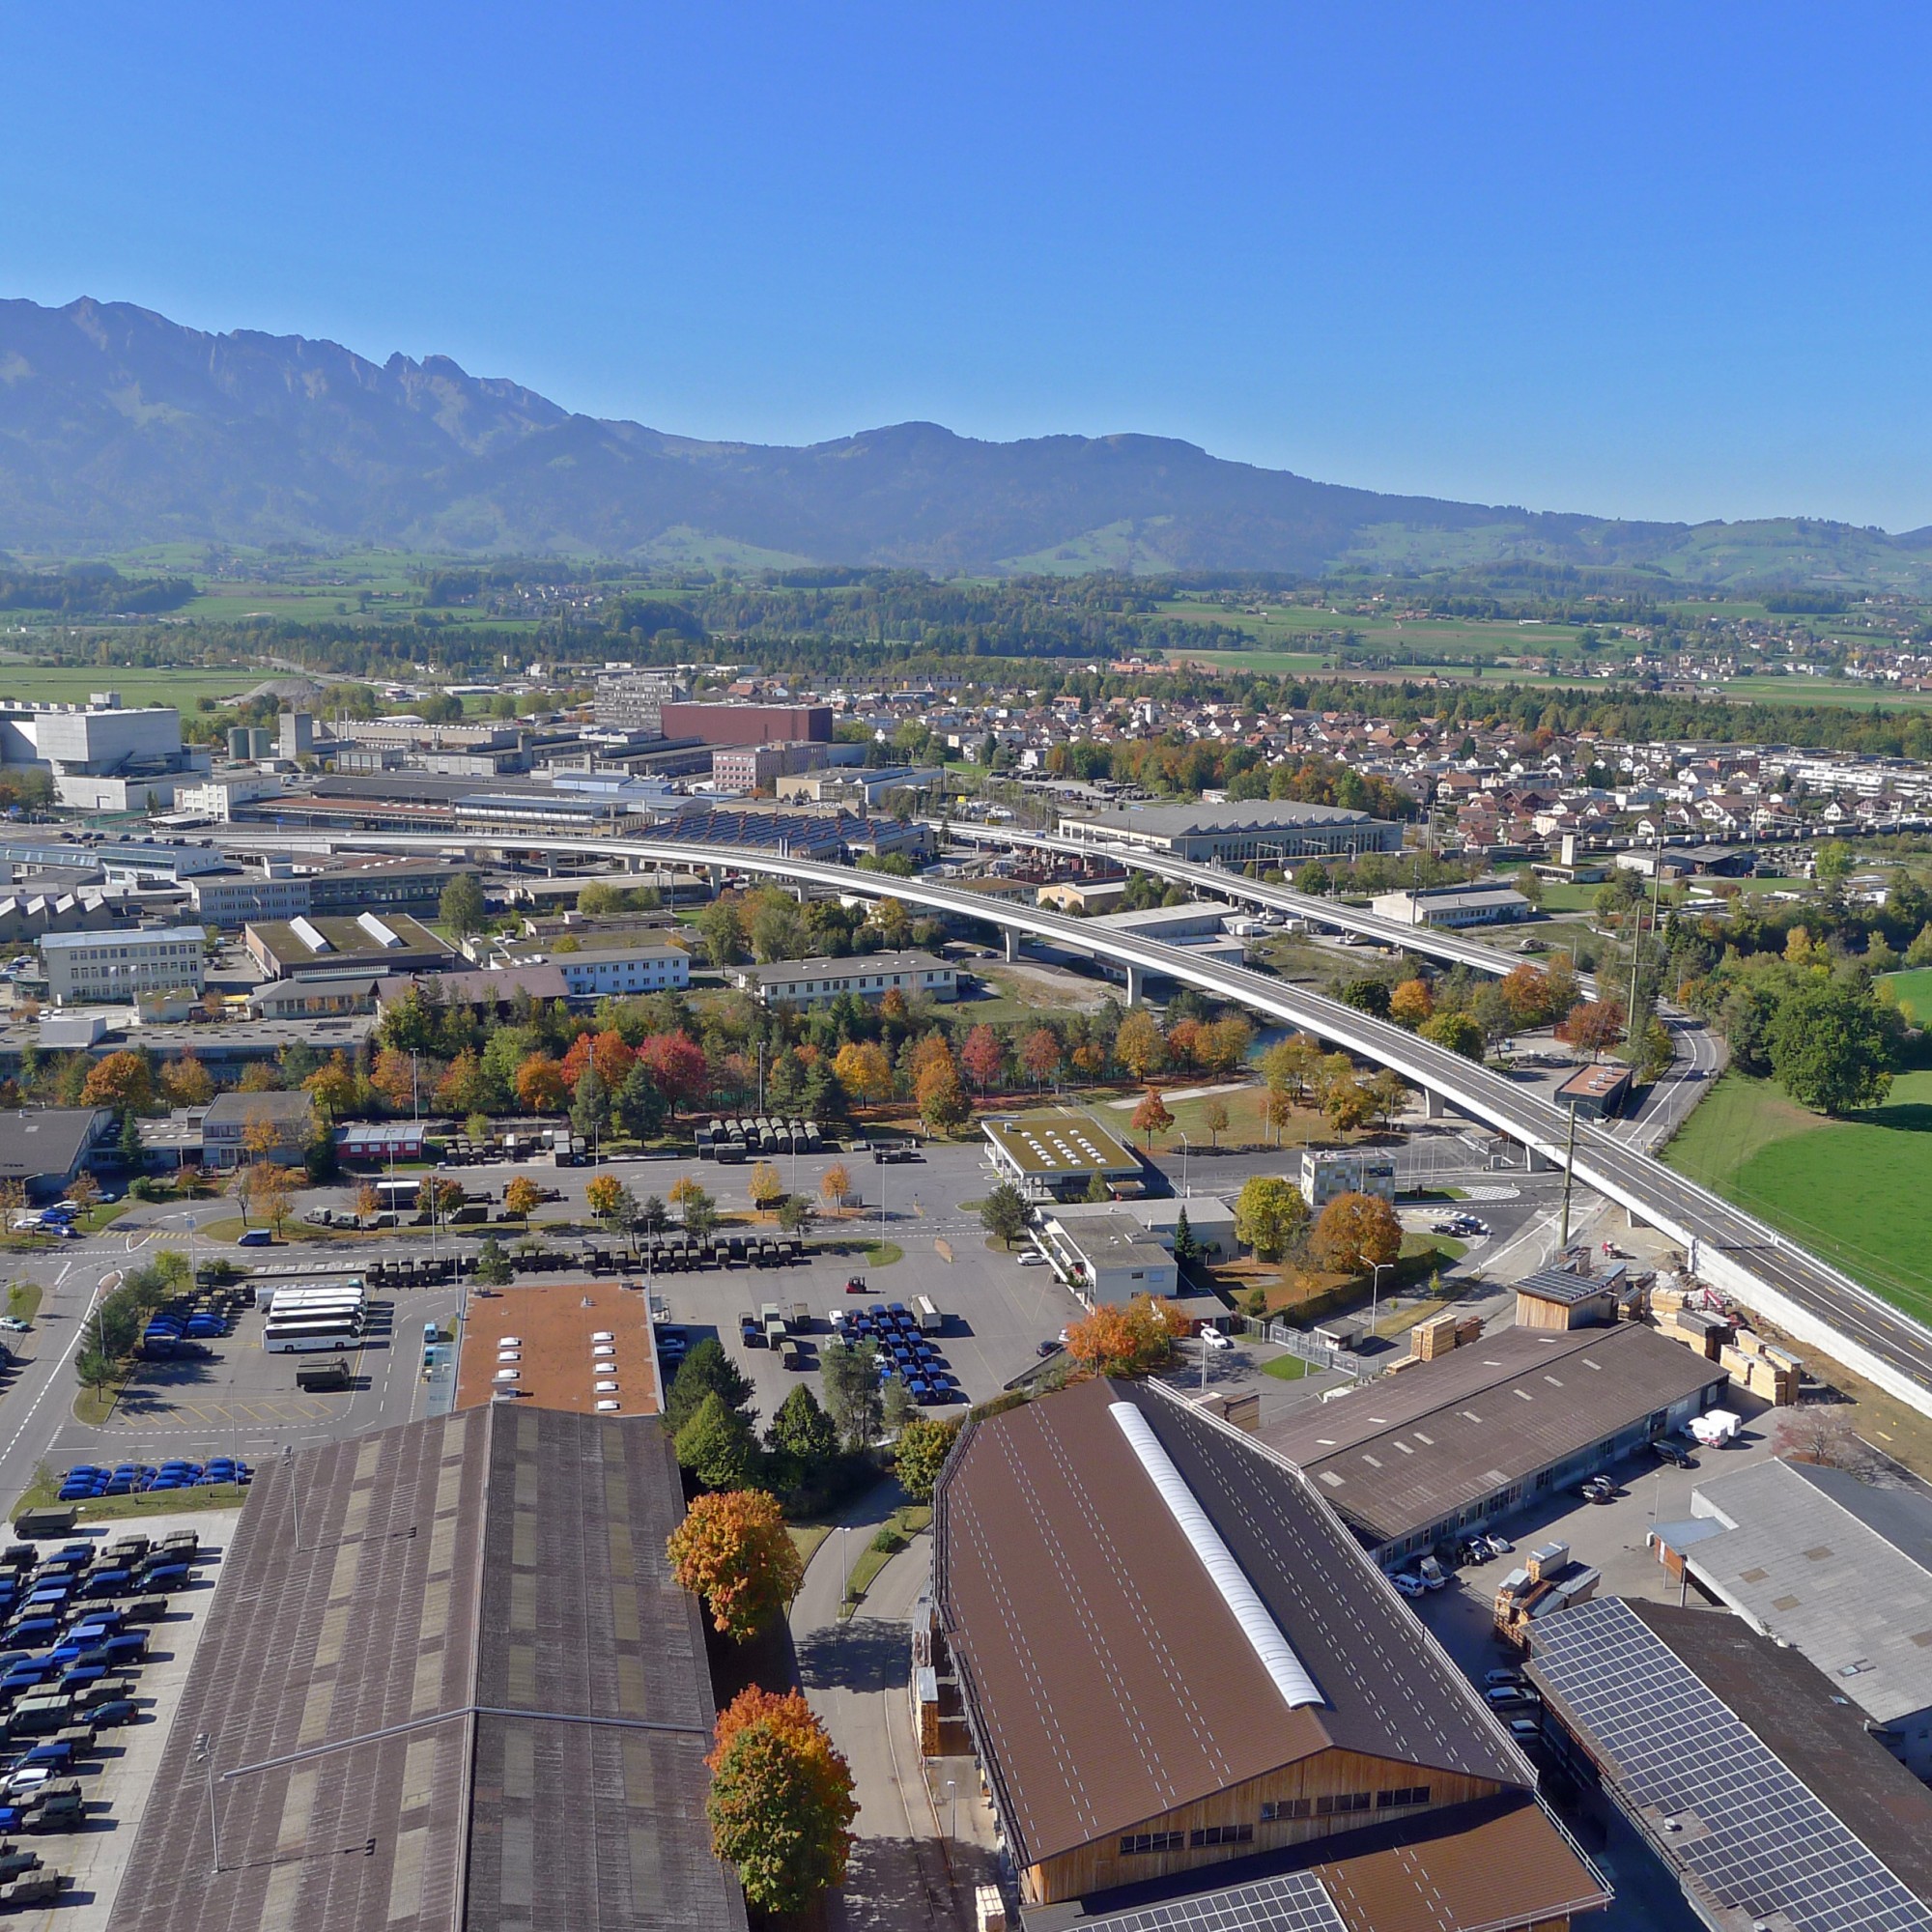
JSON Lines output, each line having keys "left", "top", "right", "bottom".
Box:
{"left": 1262, "top": 1322, "right": 1727, "bottom": 1566}
{"left": 934, "top": 1376, "right": 1608, "bottom": 1928}
{"left": 111, "top": 1407, "right": 745, "bottom": 1932}
{"left": 1056, "top": 799, "right": 1402, "bottom": 865}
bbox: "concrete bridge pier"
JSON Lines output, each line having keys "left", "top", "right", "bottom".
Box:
{"left": 1424, "top": 1088, "right": 1452, "bottom": 1122}
{"left": 1124, "top": 964, "right": 1146, "bottom": 1006}
{"left": 1003, "top": 929, "right": 1021, "bottom": 963}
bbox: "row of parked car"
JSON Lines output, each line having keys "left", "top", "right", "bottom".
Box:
{"left": 58, "top": 1459, "right": 251, "bottom": 1503}
{"left": 1389, "top": 1531, "right": 1517, "bottom": 1598}
{"left": 0, "top": 1530, "right": 204, "bottom": 1863}
{"left": 847, "top": 1303, "right": 965, "bottom": 1406}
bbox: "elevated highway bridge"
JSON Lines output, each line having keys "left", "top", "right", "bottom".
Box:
{"left": 931, "top": 821, "right": 1595, "bottom": 986}
{"left": 326, "top": 830, "right": 1931, "bottom": 1417}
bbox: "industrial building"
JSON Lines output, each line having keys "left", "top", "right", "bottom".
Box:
{"left": 110, "top": 1406, "right": 746, "bottom": 1932}
{"left": 202, "top": 1089, "right": 318, "bottom": 1167}
{"left": 186, "top": 866, "right": 314, "bottom": 926}
{"left": 981, "top": 1108, "right": 1144, "bottom": 1203}
{"left": 1057, "top": 800, "right": 1401, "bottom": 865}
{"left": 40, "top": 924, "right": 206, "bottom": 1004}
{"left": 551, "top": 943, "right": 691, "bottom": 999}
{"left": 709, "top": 740, "right": 828, "bottom": 792}
{"left": 1527, "top": 1597, "right": 1932, "bottom": 1932}
{"left": 1650, "top": 1458, "right": 1932, "bottom": 1778}
{"left": 659, "top": 699, "right": 832, "bottom": 745}
{"left": 728, "top": 947, "right": 957, "bottom": 1009}
{"left": 1368, "top": 886, "right": 1533, "bottom": 928}
{"left": 244, "top": 912, "right": 461, "bottom": 980}
{"left": 933, "top": 1376, "right": 1608, "bottom": 1926}
{"left": 0, "top": 1106, "right": 115, "bottom": 1202}
{"left": 1262, "top": 1322, "right": 1729, "bottom": 1566}
{"left": 592, "top": 669, "right": 684, "bottom": 735}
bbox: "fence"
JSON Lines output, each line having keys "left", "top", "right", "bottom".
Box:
{"left": 1246, "top": 1316, "right": 1377, "bottom": 1380}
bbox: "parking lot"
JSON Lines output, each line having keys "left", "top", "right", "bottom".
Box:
{"left": 637, "top": 1142, "right": 1091, "bottom": 1427}
{"left": 45, "top": 1282, "right": 466, "bottom": 1479}
{"left": 0, "top": 1507, "right": 228, "bottom": 1927}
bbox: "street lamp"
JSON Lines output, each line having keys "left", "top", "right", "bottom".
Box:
{"left": 946, "top": 1777, "right": 957, "bottom": 1844}
{"left": 840, "top": 1523, "right": 852, "bottom": 1608}
{"left": 1177, "top": 1130, "right": 1191, "bottom": 1200}
{"left": 1368, "top": 1260, "right": 1393, "bottom": 1342}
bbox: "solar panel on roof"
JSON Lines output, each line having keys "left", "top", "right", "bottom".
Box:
{"left": 1080, "top": 1872, "right": 1347, "bottom": 1932}
{"left": 1533, "top": 1599, "right": 1932, "bottom": 1932}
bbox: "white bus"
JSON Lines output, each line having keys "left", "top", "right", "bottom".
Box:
{"left": 270, "top": 1289, "right": 366, "bottom": 1316}
{"left": 264, "top": 1317, "right": 360, "bottom": 1353}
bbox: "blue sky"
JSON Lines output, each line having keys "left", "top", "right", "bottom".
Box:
{"left": 5, "top": 3, "right": 1931, "bottom": 527}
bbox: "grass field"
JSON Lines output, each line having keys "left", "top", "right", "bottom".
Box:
{"left": 1880, "top": 968, "right": 1932, "bottom": 1025}
{"left": 1662, "top": 1069, "right": 1932, "bottom": 1323}
{"left": 0, "top": 667, "right": 259, "bottom": 708}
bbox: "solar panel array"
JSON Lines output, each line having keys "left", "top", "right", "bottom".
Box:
{"left": 1081, "top": 1872, "right": 1347, "bottom": 1932}
{"left": 1533, "top": 1598, "right": 1932, "bottom": 1932}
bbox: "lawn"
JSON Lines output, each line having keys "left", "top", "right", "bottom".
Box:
{"left": 1880, "top": 967, "right": 1932, "bottom": 1026}
{"left": 0, "top": 667, "right": 258, "bottom": 709}
{"left": 1261, "top": 1351, "right": 1309, "bottom": 1380}
{"left": 1662, "top": 1069, "right": 1932, "bottom": 1323}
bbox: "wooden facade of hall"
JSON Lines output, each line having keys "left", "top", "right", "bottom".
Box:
{"left": 1021, "top": 1745, "right": 1504, "bottom": 1905}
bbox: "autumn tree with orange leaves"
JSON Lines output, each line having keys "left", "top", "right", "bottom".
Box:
{"left": 667, "top": 1489, "right": 804, "bottom": 1641}
{"left": 1065, "top": 1294, "right": 1191, "bottom": 1378}
{"left": 705, "top": 1686, "right": 857, "bottom": 1913}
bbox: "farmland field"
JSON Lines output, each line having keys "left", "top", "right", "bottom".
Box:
{"left": 0, "top": 666, "right": 261, "bottom": 708}
{"left": 1880, "top": 968, "right": 1932, "bottom": 1025}
{"left": 1662, "top": 1068, "right": 1932, "bottom": 1324}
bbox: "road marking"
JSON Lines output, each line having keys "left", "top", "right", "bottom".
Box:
{"left": 0, "top": 1264, "right": 117, "bottom": 1477}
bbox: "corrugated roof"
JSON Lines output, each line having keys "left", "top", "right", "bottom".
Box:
{"left": 934, "top": 1378, "right": 1524, "bottom": 1871}
{"left": 1039, "top": 1795, "right": 1608, "bottom": 1932}
{"left": 110, "top": 1407, "right": 743, "bottom": 1932}
{"left": 1261, "top": 1324, "right": 1724, "bottom": 1548}
{"left": 1684, "top": 1459, "right": 1932, "bottom": 1727}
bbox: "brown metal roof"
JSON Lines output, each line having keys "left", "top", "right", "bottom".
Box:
{"left": 456, "top": 1279, "right": 660, "bottom": 1417}
{"left": 935, "top": 1378, "right": 1525, "bottom": 1870}
{"left": 1040, "top": 1794, "right": 1609, "bottom": 1932}
{"left": 1262, "top": 1323, "right": 1724, "bottom": 1548}
{"left": 110, "top": 1406, "right": 743, "bottom": 1932}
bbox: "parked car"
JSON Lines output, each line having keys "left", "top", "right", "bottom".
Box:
{"left": 1417, "top": 1555, "right": 1448, "bottom": 1591}
{"left": 0, "top": 1320, "right": 29, "bottom": 1335}
{"left": 1486, "top": 1686, "right": 1533, "bottom": 1709}
{"left": 1199, "top": 1327, "right": 1232, "bottom": 1351}
{"left": 1390, "top": 1572, "right": 1426, "bottom": 1599}
{"left": 1508, "top": 1717, "right": 1544, "bottom": 1744}
{"left": 1035, "top": 1338, "right": 1060, "bottom": 1358}
{"left": 1653, "top": 1440, "right": 1695, "bottom": 1468}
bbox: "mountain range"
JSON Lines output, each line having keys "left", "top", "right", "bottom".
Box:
{"left": 3, "top": 295, "right": 1930, "bottom": 587}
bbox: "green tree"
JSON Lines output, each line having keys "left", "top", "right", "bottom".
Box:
{"left": 819, "top": 1338, "right": 883, "bottom": 1451}
{"left": 665, "top": 1337, "right": 755, "bottom": 1435}
{"left": 440, "top": 873, "right": 486, "bottom": 940}
{"left": 696, "top": 899, "right": 745, "bottom": 967}
{"left": 895, "top": 1416, "right": 958, "bottom": 1504}
{"left": 766, "top": 1384, "right": 838, "bottom": 1469}
{"left": 1419, "top": 1009, "right": 1486, "bottom": 1061}
{"left": 705, "top": 1690, "right": 856, "bottom": 1914}
{"left": 1233, "top": 1175, "right": 1309, "bottom": 1262}
{"left": 1813, "top": 839, "right": 1854, "bottom": 894}
{"left": 570, "top": 1063, "right": 609, "bottom": 1142}
{"left": 473, "top": 1236, "right": 513, "bottom": 1286}
{"left": 1171, "top": 1204, "right": 1201, "bottom": 1265}
{"left": 1769, "top": 981, "right": 1893, "bottom": 1116}
{"left": 674, "top": 1391, "right": 761, "bottom": 1491}
{"left": 979, "top": 1179, "right": 1031, "bottom": 1249}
